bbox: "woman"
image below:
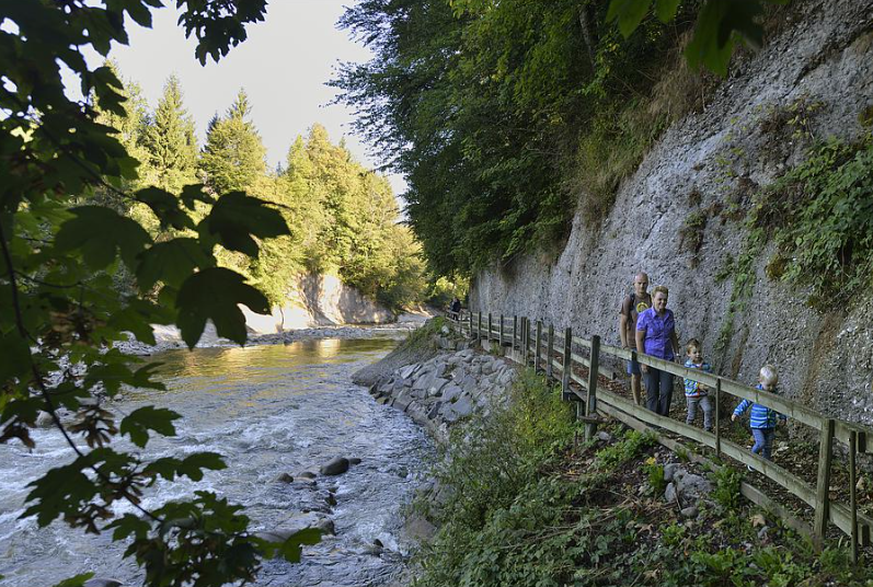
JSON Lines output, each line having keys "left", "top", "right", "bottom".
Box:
{"left": 635, "top": 285, "right": 680, "bottom": 416}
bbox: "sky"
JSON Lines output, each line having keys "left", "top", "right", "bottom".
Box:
{"left": 105, "top": 0, "right": 407, "bottom": 196}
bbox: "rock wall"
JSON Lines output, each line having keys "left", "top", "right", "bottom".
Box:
{"left": 471, "top": 0, "right": 873, "bottom": 425}
{"left": 367, "top": 340, "right": 518, "bottom": 441}
{"left": 243, "top": 273, "right": 395, "bottom": 334}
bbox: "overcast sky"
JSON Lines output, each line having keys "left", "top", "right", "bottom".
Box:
{"left": 107, "top": 0, "right": 406, "bottom": 196}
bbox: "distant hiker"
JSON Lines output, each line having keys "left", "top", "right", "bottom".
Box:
{"left": 449, "top": 297, "right": 461, "bottom": 320}
{"left": 635, "top": 285, "right": 680, "bottom": 417}
{"left": 731, "top": 364, "right": 786, "bottom": 461}
{"left": 683, "top": 338, "right": 713, "bottom": 432}
{"left": 619, "top": 272, "right": 652, "bottom": 405}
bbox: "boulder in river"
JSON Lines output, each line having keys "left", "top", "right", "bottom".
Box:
{"left": 275, "top": 472, "right": 294, "bottom": 483}
{"left": 320, "top": 457, "right": 350, "bottom": 476}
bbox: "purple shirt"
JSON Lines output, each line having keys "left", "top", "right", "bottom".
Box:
{"left": 636, "top": 307, "right": 675, "bottom": 360}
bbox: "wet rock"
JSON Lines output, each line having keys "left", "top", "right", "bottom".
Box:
{"left": 320, "top": 457, "right": 350, "bottom": 476}
{"left": 349, "top": 457, "right": 362, "bottom": 465}
{"left": 276, "top": 473, "right": 294, "bottom": 483}
{"left": 296, "top": 471, "right": 317, "bottom": 480}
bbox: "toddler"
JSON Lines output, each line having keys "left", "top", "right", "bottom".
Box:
{"left": 731, "top": 364, "right": 787, "bottom": 460}
{"left": 683, "top": 339, "right": 713, "bottom": 432}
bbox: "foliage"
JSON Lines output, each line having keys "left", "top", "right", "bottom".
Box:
{"left": 199, "top": 89, "right": 268, "bottom": 196}
{"left": 607, "top": 0, "right": 789, "bottom": 76}
{"left": 334, "top": 0, "right": 788, "bottom": 279}
{"left": 645, "top": 457, "right": 667, "bottom": 494}
{"left": 594, "top": 428, "right": 656, "bottom": 469}
{"left": 0, "top": 1, "right": 323, "bottom": 586}
{"left": 751, "top": 134, "right": 873, "bottom": 309}
{"left": 711, "top": 465, "right": 742, "bottom": 510}
{"left": 142, "top": 75, "right": 199, "bottom": 195}
{"left": 413, "top": 397, "right": 873, "bottom": 587}
{"left": 333, "top": 0, "right": 697, "bottom": 277}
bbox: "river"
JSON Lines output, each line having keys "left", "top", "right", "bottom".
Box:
{"left": 0, "top": 337, "right": 433, "bottom": 587}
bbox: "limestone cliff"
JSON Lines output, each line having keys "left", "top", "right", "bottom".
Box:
{"left": 243, "top": 273, "right": 394, "bottom": 334}
{"left": 470, "top": 0, "right": 873, "bottom": 424}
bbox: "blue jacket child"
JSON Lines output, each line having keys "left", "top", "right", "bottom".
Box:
{"left": 732, "top": 364, "right": 786, "bottom": 460}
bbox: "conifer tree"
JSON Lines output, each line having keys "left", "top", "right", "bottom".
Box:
{"left": 199, "top": 89, "right": 267, "bottom": 195}
{"left": 142, "top": 74, "right": 198, "bottom": 193}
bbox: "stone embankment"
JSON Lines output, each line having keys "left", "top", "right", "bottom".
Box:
{"left": 365, "top": 332, "right": 518, "bottom": 441}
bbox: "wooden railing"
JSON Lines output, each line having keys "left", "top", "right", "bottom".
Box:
{"left": 448, "top": 310, "right": 872, "bottom": 561}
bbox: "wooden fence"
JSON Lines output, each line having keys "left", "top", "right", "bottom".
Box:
{"left": 448, "top": 311, "right": 872, "bottom": 561}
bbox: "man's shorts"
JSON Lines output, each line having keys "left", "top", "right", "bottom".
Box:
{"left": 627, "top": 356, "right": 641, "bottom": 376}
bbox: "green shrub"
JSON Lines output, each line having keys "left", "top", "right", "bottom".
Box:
{"left": 711, "top": 466, "right": 742, "bottom": 510}
{"left": 751, "top": 133, "right": 873, "bottom": 309}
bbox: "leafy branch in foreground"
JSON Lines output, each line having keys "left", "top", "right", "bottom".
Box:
{"left": 0, "top": 1, "right": 318, "bottom": 585}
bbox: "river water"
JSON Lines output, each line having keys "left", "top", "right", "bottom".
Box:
{"left": 0, "top": 337, "right": 433, "bottom": 587}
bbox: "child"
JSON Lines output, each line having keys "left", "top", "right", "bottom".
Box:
{"left": 683, "top": 338, "right": 713, "bottom": 432}
{"left": 731, "top": 364, "right": 787, "bottom": 460}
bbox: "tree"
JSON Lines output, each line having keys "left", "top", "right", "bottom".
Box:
{"left": 333, "top": 0, "right": 788, "bottom": 278}
{"left": 0, "top": 2, "right": 319, "bottom": 586}
{"left": 142, "top": 74, "right": 199, "bottom": 194}
{"left": 199, "top": 89, "right": 268, "bottom": 195}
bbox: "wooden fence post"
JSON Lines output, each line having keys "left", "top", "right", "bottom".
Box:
{"left": 499, "top": 314, "right": 504, "bottom": 346}
{"left": 522, "top": 318, "right": 529, "bottom": 365}
{"left": 469, "top": 311, "right": 473, "bottom": 338}
{"left": 585, "top": 335, "right": 600, "bottom": 441}
{"left": 546, "top": 324, "right": 554, "bottom": 379}
{"left": 715, "top": 379, "right": 721, "bottom": 458}
{"left": 814, "top": 418, "right": 835, "bottom": 542}
{"left": 850, "top": 430, "right": 859, "bottom": 563}
{"left": 486, "top": 313, "right": 492, "bottom": 343}
{"left": 561, "top": 327, "right": 572, "bottom": 401}
{"left": 477, "top": 312, "right": 482, "bottom": 342}
{"left": 512, "top": 316, "right": 518, "bottom": 351}
{"left": 535, "top": 321, "right": 542, "bottom": 374}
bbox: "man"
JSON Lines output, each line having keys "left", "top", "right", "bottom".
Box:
{"left": 619, "top": 272, "right": 651, "bottom": 405}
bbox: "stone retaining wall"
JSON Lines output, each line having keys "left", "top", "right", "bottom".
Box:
{"left": 368, "top": 338, "right": 518, "bottom": 440}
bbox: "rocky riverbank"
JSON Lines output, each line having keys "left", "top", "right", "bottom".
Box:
{"left": 115, "top": 321, "right": 424, "bottom": 356}
{"left": 364, "top": 338, "right": 518, "bottom": 442}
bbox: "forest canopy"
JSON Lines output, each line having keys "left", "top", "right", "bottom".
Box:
{"left": 332, "top": 0, "right": 786, "bottom": 277}
{"left": 99, "top": 69, "right": 429, "bottom": 311}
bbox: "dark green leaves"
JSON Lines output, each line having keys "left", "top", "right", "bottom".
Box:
{"left": 256, "top": 528, "right": 322, "bottom": 563}
{"left": 200, "top": 192, "right": 289, "bottom": 256}
{"left": 0, "top": 331, "right": 30, "bottom": 385}
{"left": 55, "top": 206, "right": 152, "bottom": 269}
{"left": 606, "top": 0, "right": 653, "bottom": 37}
{"left": 136, "top": 237, "right": 215, "bottom": 290}
{"left": 120, "top": 406, "right": 182, "bottom": 448}
{"left": 607, "top": 0, "right": 786, "bottom": 76}
{"left": 143, "top": 452, "right": 227, "bottom": 482}
{"left": 176, "top": 267, "right": 270, "bottom": 348}
{"left": 684, "top": 0, "right": 765, "bottom": 76}
{"left": 50, "top": 573, "right": 95, "bottom": 587}
{"left": 136, "top": 186, "right": 196, "bottom": 230}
